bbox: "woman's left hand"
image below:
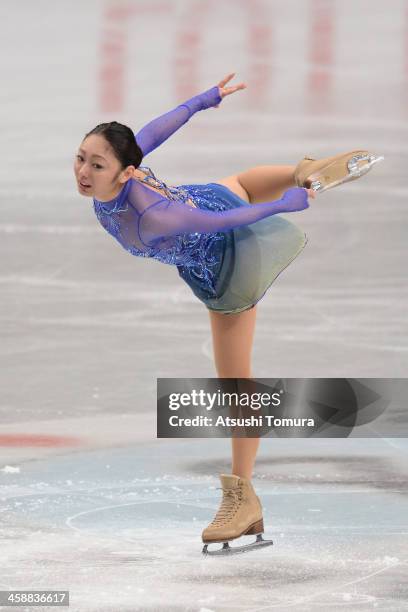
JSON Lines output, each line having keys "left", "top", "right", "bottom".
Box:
{"left": 214, "top": 73, "right": 247, "bottom": 107}
{"left": 306, "top": 188, "right": 317, "bottom": 199}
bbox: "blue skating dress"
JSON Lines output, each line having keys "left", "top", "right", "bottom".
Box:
{"left": 92, "top": 86, "right": 308, "bottom": 315}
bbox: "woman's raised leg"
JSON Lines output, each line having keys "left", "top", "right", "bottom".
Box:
{"left": 216, "top": 165, "right": 296, "bottom": 204}
{"left": 208, "top": 306, "right": 260, "bottom": 480}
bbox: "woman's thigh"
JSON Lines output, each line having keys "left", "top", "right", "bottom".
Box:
{"left": 213, "top": 175, "right": 250, "bottom": 203}
{"left": 208, "top": 305, "right": 257, "bottom": 378}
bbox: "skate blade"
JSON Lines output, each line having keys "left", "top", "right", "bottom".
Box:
{"left": 202, "top": 534, "right": 273, "bottom": 556}
{"left": 311, "top": 154, "right": 385, "bottom": 193}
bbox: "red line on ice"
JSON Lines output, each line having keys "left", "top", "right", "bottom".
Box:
{"left": 0, "top": 434, "right": 82, "bottom": 447}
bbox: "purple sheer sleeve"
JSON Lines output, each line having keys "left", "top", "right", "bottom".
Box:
{"left": 134, "top": 86, "right": 222, "bottom": 157}
{"left": 138, "top": 188, "right": 309, "bottom": 247}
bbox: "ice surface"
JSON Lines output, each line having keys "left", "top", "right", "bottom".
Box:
{"left": 1, "top": 440, "right": 408, "bottom": 611}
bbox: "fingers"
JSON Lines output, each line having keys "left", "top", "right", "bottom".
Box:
{"left": 221, "top": 86, "right": 246, "bottom": 97}
{"left": 231, "top": 83, "right": 247, "bottom": 92}
{"left": 219, "top": 83, "right": 247, "bottom": 99}
{"left": 216, "top": 72, "right": 248, "bottom": 101}
{"left": 218, "top": 72, "right": 236, "bottom": 87}
{"left": 306, "top": 188, "right": 317, "bottom": 199}
{"left": 218, "top": 73, "right": 246, "bottom": 89}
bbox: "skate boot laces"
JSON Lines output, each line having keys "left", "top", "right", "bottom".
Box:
{"left": 210, "top": 486, "right": 243, "bottom": 527}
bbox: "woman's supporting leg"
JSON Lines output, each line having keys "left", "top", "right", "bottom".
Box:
{"left": 216, "top": 165, "right": 296, "bottom": 204}
{"left": 230, "top": 437, "right": 260, "bottom": 481}
{"left": 208, "top": 305, "right": 260, "bottom": 480}
{"left": 207, "top": 165, "right": 297, "bottom": 478}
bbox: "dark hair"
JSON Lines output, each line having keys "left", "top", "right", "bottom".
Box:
{"left": 84, "top": 121, "right": 143, "bottom": 169}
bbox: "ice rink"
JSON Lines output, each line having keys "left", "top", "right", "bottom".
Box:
{"left": 1, "top": 0, "right": 408, "bottom": 610}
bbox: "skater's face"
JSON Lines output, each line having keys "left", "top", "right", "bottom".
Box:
{"left": 74, "top": 134, "right": 135, "bottom": 201}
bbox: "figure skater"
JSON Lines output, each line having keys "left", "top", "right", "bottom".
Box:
{"left": 74, "top": 73, "right": 383, "bottom": 555}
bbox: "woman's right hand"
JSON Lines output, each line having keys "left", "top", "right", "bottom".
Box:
{"left": 279, "top": 187, "right": 316, "bottom": 212}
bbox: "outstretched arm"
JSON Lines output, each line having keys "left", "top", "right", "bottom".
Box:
{"left": 134, "top": 73, "right": 246, "bottom": 157}
{"left": 134, "top": 86, "right": 221, "bottom": 157}
{"left": 139, "top": 187, "right": 310, "bottom": 247}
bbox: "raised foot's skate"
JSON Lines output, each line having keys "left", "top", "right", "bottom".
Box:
{"left": 201, "top": 474, "right": 273, "bottom": 557}
{"left": 294, "top": 150, "right": 384, "bottom": 193}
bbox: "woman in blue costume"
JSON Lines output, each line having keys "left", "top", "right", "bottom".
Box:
{"left": 74, "top": 73, "right": 383, "bottom": 555}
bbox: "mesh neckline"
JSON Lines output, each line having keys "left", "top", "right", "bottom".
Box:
{"left": 94, "top": 166, "right": 197, "bottom": 213}
{"left": 93, "top": 179, "right": 131, "bottom": 213}
{"left": 137, "top": 166, "right": 197, "bottom": 207}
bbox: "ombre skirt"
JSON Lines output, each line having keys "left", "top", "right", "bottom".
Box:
{"left": 176, "top": 182, "right": 308, "bottom": 315}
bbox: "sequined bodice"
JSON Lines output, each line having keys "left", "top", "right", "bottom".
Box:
{"left": 93, "top": 165, "right": 231, "bottom": 298}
